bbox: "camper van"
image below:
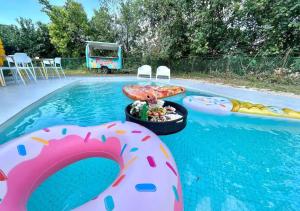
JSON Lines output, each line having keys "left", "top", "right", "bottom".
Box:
{"left": 85, "top": 41, "right": 122, "bottom": 73}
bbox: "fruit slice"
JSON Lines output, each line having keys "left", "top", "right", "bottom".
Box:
{"left": 0, "top": 169, "right": 7, "bottom": 181}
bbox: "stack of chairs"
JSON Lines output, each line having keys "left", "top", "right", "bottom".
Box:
{"left": 0, "top": 53, "right": 66, "bottom": 86}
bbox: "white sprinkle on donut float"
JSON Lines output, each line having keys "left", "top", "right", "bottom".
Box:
{"left": 0, "top": 121, "right": 183, "bottom": 211}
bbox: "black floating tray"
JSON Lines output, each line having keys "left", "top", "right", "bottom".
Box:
{"left": 125, "top": 101, "right": 188, "bottom": 135}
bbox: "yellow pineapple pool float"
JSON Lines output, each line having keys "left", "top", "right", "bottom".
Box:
{"left": 230, "top": 99, "right": 300, "bottom": 119}
{"left": 184, "top": 96, "right": 300, "bottom": 120}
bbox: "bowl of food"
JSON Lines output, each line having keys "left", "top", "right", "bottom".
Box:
{"left": 125, "top": 100, "right": 188, "bottom": 135}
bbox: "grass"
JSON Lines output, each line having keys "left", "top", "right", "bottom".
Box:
{"left": 64, "top": 69, "right": 300, "bottom": 96}
{"left": 173, "top": 71, "right": 300, "bottom": 95}
{"left": 64, "top": 69, "right": 95, "bottom": 76}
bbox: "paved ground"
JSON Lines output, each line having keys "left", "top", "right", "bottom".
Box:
{"left": 0, "top": 76, "right": 299, "bottom": 126}
{"left": 0, "top": 78, "right": 78, "bottom": 125}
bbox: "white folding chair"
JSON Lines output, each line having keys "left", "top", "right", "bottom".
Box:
{"left": 0, "top": 55, "right": 23, "bottom": 85}
{"left": 54, "top": 57, "right": 66, "bottom": 78}
{"left": 0, "top": 56, "right": 18, "bottom": 86}
{"left": 156, "top": 66, "right": 171, "bottom": 80}
{"left": 24, "top": 55, "right": 45, "bottom": 80}
{"left": 137, "top": 65, "right": 152, "bottom": 79}
{"left": 5, "top": 56, "right": 19, "bottom": 82}
{"left": 13, "top": 53, "right": 36, "bottom": 84}
{"left": 42, "top": 59, "right": 60, "bottom": 78}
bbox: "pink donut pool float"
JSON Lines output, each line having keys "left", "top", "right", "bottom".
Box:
{"left": 0, "top": 121, "right": 183, "bottom": 211}
{"left": 183, "top": 95, "right": 233, "bottom": 115}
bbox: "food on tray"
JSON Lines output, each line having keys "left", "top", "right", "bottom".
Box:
{"left": 130, "top": 100, "right": 183, "bottom": 122}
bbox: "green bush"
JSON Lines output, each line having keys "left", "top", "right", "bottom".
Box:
{"left": 61, "top": 55, "right": 300, "bottom": 78}
{"left": 291, "top": 58, "right": 300, "bottom": 72}
{"left": 61, "top": 58, "right": 86, "bottom": 70}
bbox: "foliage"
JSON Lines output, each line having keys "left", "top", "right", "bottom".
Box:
{"left": 0, "top": 0, "right": 299, "bottom": 74}
{"left": 232, "top": 0, "right": 300, "bottom": 55}
{"left": 90, "top": 7, "right": 115, "bottom": 42}
{"left": 61, "top": 57, "right": 86, "bottom": 70}
{"left": 139, "top": 104, "right": 149, "bottom": 121}
{"left": 116, "top": 0, "right": 141, "bottom": 55}
{"left": 0, "top": 19, "right": 56, "bottom": 57}
{"left": 0, "top": 24, "right": 19, "bottom": 54}
{"left": 39, "top": 0, "right": 90, "bottom": 57}
{"left": 16, "top": 18, "right": 37, "bottom": 56}
{"left": 35, "top": 22, "right": 57, "bottom": 57}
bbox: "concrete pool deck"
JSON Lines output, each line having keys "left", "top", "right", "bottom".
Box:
{"left": 0, "top": 76, "right": 299, "bottom": 125}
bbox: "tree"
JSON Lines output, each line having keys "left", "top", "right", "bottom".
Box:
{"left": 16, "top": 18, "right": 39, "bottom": 56}
{"left": 119, "top": 0, "right": 189, "bottom": 59}
{"left": 35, "top": 22, "right": 57, "bottom": 57}
{"left": 145, "top": 0, "right": 189, "bottom": 58}
{"left": 39, "top": 0, "right": 90, "bottom": 57}
{"left": 236, "top": 0, "right": 300, "bottom": 55}
{"left": 0, "top": 19, "right": 56, "bottom": 57}
{"left": 90, "top": 7, "right": 115, "bottom": 42}
{"left": 117, "top": 0, "right": 140, "bottom": 54}
{"left": 2, "top": 0, "right": 298, "bottom": 61}
{"left": 0, "top": 24, "right": 20, "bottom": 54}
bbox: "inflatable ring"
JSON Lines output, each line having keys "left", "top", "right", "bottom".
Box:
{"left": 183, "top": 96, "right": 233, "bottom": 115}
{"left": 0, "top": 121, "right": 183, "bottom": 211}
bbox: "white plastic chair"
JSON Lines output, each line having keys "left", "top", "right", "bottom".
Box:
{"left": 0, "top": 56, "right": 19, "bottom": 86}
{"left": 6, "top": 56, "right": 18, "bottom": 81}
{"left": 3, "top": 56, "right": 20, "bottom": 84}
{"left": 54, "top": 57, "right": 66, "bottom": 78}
{"left": 13, "top": 53, "right": 37, "bottom": 84}
{"left": 156, "top": 66, "right": 171, "bottom": 80}
{"left": 137, "top": 65, "right": 152, "bottom": 79}
{"left": 42, "top": 59, "right": 60, "bottom": 78}
{"left": 24, "top": 55, "right": 45, "bottom": 80}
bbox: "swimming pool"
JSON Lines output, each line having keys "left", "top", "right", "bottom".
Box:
{"left": 1, "top": 81, "right": 300, "bottom": 210}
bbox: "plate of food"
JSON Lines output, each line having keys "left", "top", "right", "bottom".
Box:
{"left": 125, "top": 100, "right": 188, "bottom": 135}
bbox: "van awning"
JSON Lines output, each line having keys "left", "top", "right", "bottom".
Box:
{"left": 86, "top": 41, "right": 120, "bottom": 50}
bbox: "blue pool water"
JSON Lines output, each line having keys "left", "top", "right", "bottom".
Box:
{"left": 1, "top": 81, "right": 300, "bottom": 210}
